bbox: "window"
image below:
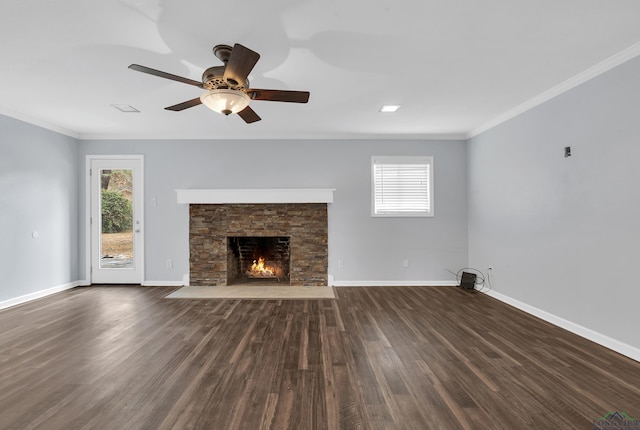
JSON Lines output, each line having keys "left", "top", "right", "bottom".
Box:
{"left": 371, "top": 156, "right": 433, "bottom": 217}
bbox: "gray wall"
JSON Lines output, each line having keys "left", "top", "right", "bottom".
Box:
{"left": 2, "top": 51, "right": 639, "bottom": 357}
{"left": 78, "top": 139, "right": 468, "bottom": 284}
{"left": 468, "top": 55, "right": 640, "bottom": 351}
{"left": 0, "top": 115, "right": 79, "bottom": 303}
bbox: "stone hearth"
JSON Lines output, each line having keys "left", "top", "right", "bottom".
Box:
{"left": 189, "top": 203, "right": 328, "bottom": 286}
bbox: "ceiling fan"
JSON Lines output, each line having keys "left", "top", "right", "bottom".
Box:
{"left": 128, "top": 43, "right": 310, "bottom": 124}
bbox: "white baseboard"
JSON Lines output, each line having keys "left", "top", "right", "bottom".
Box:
{"left": 141, "top": 280, "right": 185, "bottom": 287}
{"left": 482, "top": 289, "right": 640, "bottom": 363}
{"left": 0, "top": 281, "right": 81, "bottom": 311}
{"left": 332, "top": 280, "right": 458, "bottom": 287}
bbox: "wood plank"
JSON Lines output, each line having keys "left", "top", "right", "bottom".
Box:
{"left": 0, "top": 285, "right": 638, "bottom": 429}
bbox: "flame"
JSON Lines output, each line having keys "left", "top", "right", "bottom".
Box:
{"left": 248, "top": 257, "right": 276, "bottom": 276}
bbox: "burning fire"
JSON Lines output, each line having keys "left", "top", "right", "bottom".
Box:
{"left": 248, "top": 257, "right": 277, "bottom": 277}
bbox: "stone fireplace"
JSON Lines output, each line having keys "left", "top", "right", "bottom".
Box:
{"left": 180, "top": 189, "right": 333, "bottom": 287}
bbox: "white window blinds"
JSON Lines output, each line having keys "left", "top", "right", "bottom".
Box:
{"left": 372, "top": 156, "right": 433, "bottom": 217}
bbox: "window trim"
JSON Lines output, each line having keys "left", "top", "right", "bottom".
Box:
{"left": 371, "top": 155, "right": 434, "bottom": 218}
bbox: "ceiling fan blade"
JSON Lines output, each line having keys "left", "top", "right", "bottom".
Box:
{"left": 223, "top": 44, "right": 260, "bottom": 87}
{"left": 237, "top": 106, "right": 261, "bottom": 123}
{"left": 129, "top": 64, "right": 203, "bottom": 88}
{"left": 165, "top": 97, "right": 203, "bottom": 111}
{"left": 247, "top": 89, "right": 310, "bottom": 103}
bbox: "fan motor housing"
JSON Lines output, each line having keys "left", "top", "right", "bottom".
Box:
{"left": 202, "top": 66, "right": 248, "bottom": 90}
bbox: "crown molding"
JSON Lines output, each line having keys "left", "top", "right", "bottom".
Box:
{"left": 467, "top": 41, "right": 640, "bottom": 139}
{"left": 0, "top": 107, "right": 79, "bottom": 139}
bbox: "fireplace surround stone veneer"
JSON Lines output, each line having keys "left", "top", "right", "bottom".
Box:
{"left": 190, "top": 203, "right": 328, "bottom": 286}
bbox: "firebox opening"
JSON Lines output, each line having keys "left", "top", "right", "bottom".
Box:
{"left": 227, "top": 236, "right": 291, "bottom": 286}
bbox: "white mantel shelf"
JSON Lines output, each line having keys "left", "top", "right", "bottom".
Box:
{"left": 176, "top": 189, "right": 335, "bottom": 204}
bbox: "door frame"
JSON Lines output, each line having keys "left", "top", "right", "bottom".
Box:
{"left": 85, "top": 155, "right": 145, "bottom": 284}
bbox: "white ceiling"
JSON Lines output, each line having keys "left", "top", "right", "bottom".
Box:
{"left": 1, "top": 0, "right": 640, "bottom": 140}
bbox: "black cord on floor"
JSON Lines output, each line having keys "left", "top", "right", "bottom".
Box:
{"left": 446, "top": 267, "right": 488, "bottom": 292}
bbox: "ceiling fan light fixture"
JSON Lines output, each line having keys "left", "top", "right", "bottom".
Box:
{"left": 200, "top": 89, "right": 250, "bottom": 115}
{"left": 129, "top": 43, "right": 308, "bottom": 124}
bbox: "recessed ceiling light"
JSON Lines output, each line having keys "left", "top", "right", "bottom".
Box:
{"left": 111, "top": 104, "right": 140, "bottom": 113}
{"left": 379, "top": 104, "right": 401, "bottom": 113}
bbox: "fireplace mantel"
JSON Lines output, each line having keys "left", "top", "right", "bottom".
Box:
{"left": 176, "top": 189, "right": 334, "bottom": 204}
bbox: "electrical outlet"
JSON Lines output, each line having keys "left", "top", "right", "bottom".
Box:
{"left": 166, "top": 259, "right": 173, "bottom": 269}
{"left": 338, "top": 259, "right": 344, "bottom": 268}
{"left": 403, "top": 259, "right": 409, "bottom": 267}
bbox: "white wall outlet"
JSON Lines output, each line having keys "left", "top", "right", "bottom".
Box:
{"left": 338, "top": 259, "right": 344, "bottom": 268}
{"left": 166, "top": 259, "right": 173, "bottom": 268}
{"left": 403, "top": 259, "right": 409, "bottom": 267}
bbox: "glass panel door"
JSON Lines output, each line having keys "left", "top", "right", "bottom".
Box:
{"left": 90, "top": 157, "right": 144, "bottom": 284}
{"left": 99, "top": 169, "right": 134, "bottom": 269}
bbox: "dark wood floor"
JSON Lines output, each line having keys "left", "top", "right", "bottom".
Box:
{"left": 0, "top": 286, "right": 638, "bottom": 430}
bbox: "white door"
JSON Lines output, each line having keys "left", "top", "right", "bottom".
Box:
{"left": 90, "top": 157, "right": 144, "bottom": 284}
